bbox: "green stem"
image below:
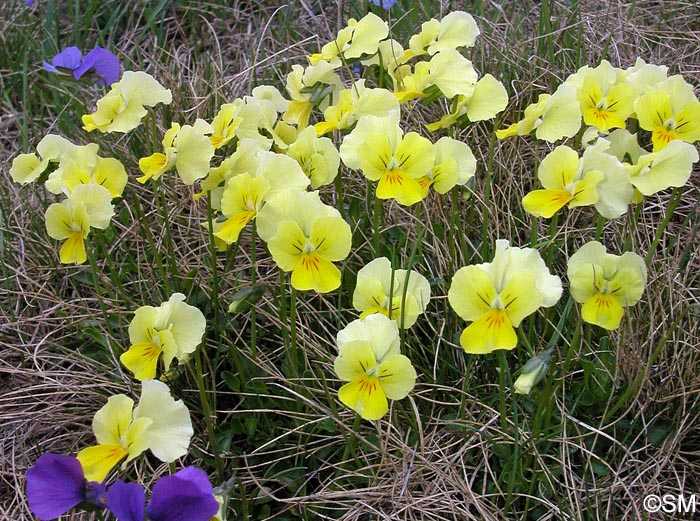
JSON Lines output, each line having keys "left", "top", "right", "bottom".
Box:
{"left": 645, "top": 187, "right": 683, "bottom": 266}
{"left": 481, "top": 120, "right": 498, "bottom": 257}
{"left": 194, "top": 346, "right": 224, "bottom": 481}
{"left": 498, "top": 351, "right": 518, "bottom": 514}
{"left": 289, "top": 284, "right": 299, "bottom": 379}
{"left": 373, "top": 195, "right": 383, "bottom": 257}
{"left": 250, "top": 221, "right": 258, "bottom": 358}
{"left": 85, "top": 246, "right": 119, "bottom": 362}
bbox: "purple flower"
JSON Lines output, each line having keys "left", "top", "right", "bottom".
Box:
{"left": 106, "top": 466, "right": 219, "bottom": 521}
{"left": 369, "top": 0, "right": 396, "bottom": 9}
{"left": 75, "top": 46, "right": 121, "bottom": 85}
{"left": 26, "top": 453, "right": 106, "bottom": 520}
{"left": 43, "top": 45, "right": 120, "bottom": 86}
{"left": 42, "top": 47, "right": 83, "bottom": 74}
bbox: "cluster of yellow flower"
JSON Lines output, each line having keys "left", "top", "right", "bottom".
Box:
{"left": 497, "top": 59, "right": 699, "bottom": 219}
{"left": 10, "top": 8, "right": 696, "bottom": 420}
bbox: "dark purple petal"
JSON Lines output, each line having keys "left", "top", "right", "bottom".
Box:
{"left": 26, "top": 0, "right": 35, "bottom": 6}
{"left": 146, "top": 467, "right": 219, "bottom": 521}
{"left": 48, "top": 47, "right": 83, "bottom": 71}
{"left": 105, "top": 480, "right": 145, "bottom": 521}
{"left": 26, "top": 453, "right": 86, "bottom": 520}
{"left": 74, "top": 46, "right": 120, "bottom": 85}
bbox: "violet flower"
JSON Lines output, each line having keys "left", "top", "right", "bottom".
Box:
{"left": 26, "top": 453, "right": 106, "bottom": 520}
{"left": 43, "top": 45, "right": 120, "bottom": 86}
{"left": 105, "top": 466, "right": 219, "bottom": 521}
{"left": 369, "top": 0, "right": 396, "bottom": 9}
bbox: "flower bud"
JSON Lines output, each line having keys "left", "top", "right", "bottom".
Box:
{"left": 514, "top": 348, "right": 553, "bottom": 395}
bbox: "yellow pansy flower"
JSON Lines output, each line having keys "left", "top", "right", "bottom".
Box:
{"left": 334, "top": 314, "right": 416, "bottom": 421}
{"left": 566, "top": 61, "right": 636, "bottom": 132}
{"left": 44, "top": 184, "right": 114, "bottom": 264}
{"left": 256, "top": 190, "right": 351, "bottom": 293}
{"left": 138, "top": 122, "right": 215, "bottom": 185}
{"left": 448, "top": 240, "right": 562, "bottom": 354}
{"left": 77, "top": 380, "right": 193, "bottom": 482}
{"left": 496, "top": 84, "right": 581, "bottom": 143}
{"left": 214, "top": 152, "right": 310, "bottom": 245}
{"left": 407, "top": 11, "right": 479, "bottom": 58}
{"left": 339, "top": 111, "right": 435, "bottom": 206}
{"left": 352, "top": 257, "right": 431, "bottom": 328}
{"left": 426, "top": 74, "right": 508, "bottom": 131}
{"left": 567, "top": 241, "right": 647, "bottom": 330}
{"left": 522, "top": 145, "right": 604, "bottom": 218}
{"left": 634, "top": 75, "right": 700, "bottom": 151}
{"left": 120, "top": 293, "right": 206, "bottom": 381}
{"left": 82, "top": 71, "right": 172, "bottom": 134}
{"left": 285, "top": 126, "right": 340, "bottom": 188}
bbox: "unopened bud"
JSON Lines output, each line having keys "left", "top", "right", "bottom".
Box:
{"left": 514, "top": 348, "right": 553, "bottom": 395}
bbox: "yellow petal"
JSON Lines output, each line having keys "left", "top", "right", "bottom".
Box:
{"left": 581, "top": 293, "right": 624, "bottom": 330}
{"left": 138, "top": 153, "right": 168, "bottom": 184}
{"left": 448, "top": 266, "right": 496, "bottom": 322}
{"left": 459, "top": 309, "right": 517, "bottom": 354}
{"left": 93, "top": 394, "right": 135, "bottom": 445}
{"left": 338, "top": 376, "right": 388, "bottom": 421}
{"left": 291, "top": 252, "right": 341, "bottom": 293}
{"left": 334, "top": 340, "right": 377, "bottom": 382}
{"left": 214, "top": 211, "right": 256, "bottom": 244}
{"left": 120, "top": 342, "right": 163, "bottom": 381}
{"left": 376, "top": 354, "right": 416, "bottom": 400}
{"left": 77, "top": 444, "right": 128, "bottom": 483}
{"left": 376, "top": 169, "right": 425, "bottom": 206}
{"left": 309, "top": 216, "right": 352, "bottom": 262}
{"left": 522, "top": 189, "right": 572, "bottom": 218}
{"left": 59, "top": 233, "right": 87, "bottom": 264}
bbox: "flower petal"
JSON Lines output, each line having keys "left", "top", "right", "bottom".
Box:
{"left": 26, "top": 454, "right": 86, "bottom": 521}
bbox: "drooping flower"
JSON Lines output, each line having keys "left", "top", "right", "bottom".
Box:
{"left": 496, "top": 84, "right": 581, "bottom": 142}
{"left": 44, "top": 184, "right": 114, "bottom": 264}
{"left": 82, "top": 71, "right": 172, "bottom": 133}
{"left": 334, "top": 314, "right": 417, "bottom": 420}
{"left": 105, "top": 467, "right": 219, "bottom": 521}
{"left": 43, "top": 45, "right": 120, "bottom": 86}
{"left": 448, "top": 240, "right": 562, "bottom": 354}
{"left": 77, "top": 380, "right": 193, "bottom": 483}
{"left": 138, "top": 122, "right": 215, "bottom": 185}
{"left": 283, "top": 62, "right": 342, "bottom": 129}
{"left": 10, "top": 134, "right": 96, "bottom": 186}
{"left": 392, "top": 49, "right": 478, "bottom": 103}
{"left": 522, "top": 145, "right": 604, "bottom": 218}
{"left": 256, "top": 190, "right": 352, "bottom": 293}
{"left": 567, "top": 241, "right": 647, "bottom": 330}
{"left": 627, "top": 139, "right": 698, "bottom": 196}
{"left": 285, "top": 126, "right": 340, "bottom": 188}
{"left": 407, "top": 11, "right": 480, "bottom": 58}
{"left": 26, "top": 453, "right": 106, "bottom": 521}
{"left": 422, "top": 136, "right": 476, "bottom": 194}
{"left": 214, "top": 151, "right": 310, "bottom": 245}
{"left": 120, "top": 293, "right": 206, "bottom": 381}
{"left": 310, "top": 13, "right": 389, "bottom": 66}
{"left": 426, "top": 74, "right": 508, "bottom": 131}
{"left": 315, "top": 79, "right": 399, "bottom": 136}
{"left": 339, "top": 111, "right": 435, "bottom": 206}
{"left": 352, "top": 257, "right": 431, "bottom": 328}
